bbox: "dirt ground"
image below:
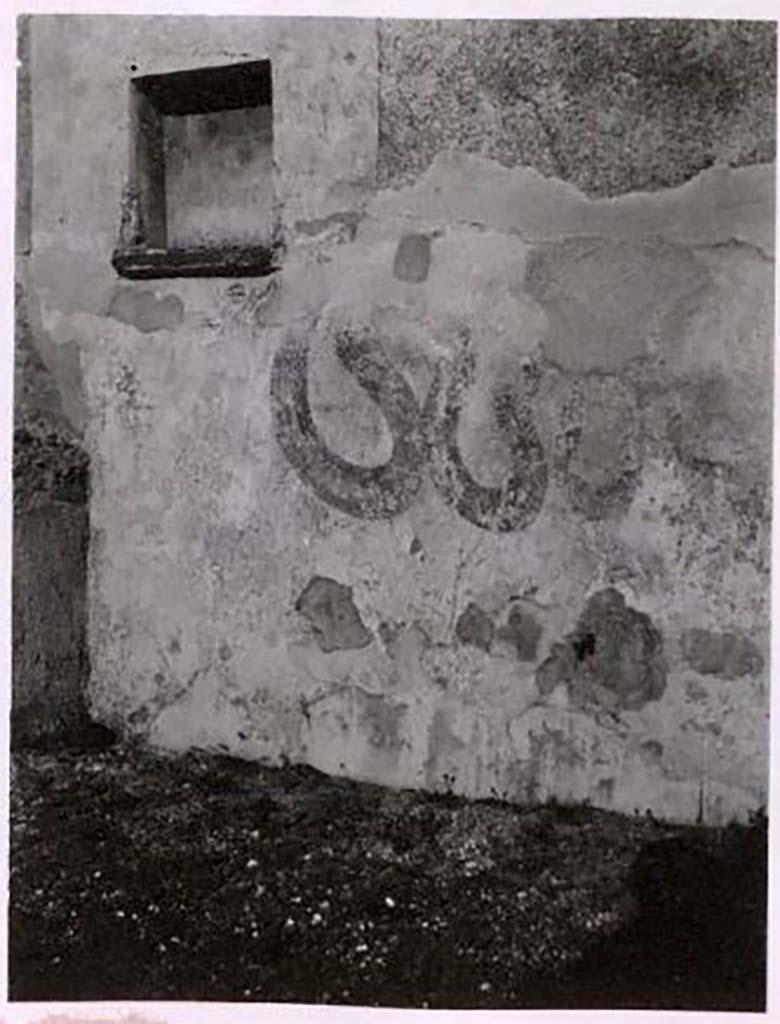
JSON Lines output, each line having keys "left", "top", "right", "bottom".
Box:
{"left": 8, "top": 742, "right": 767, "bottom": 1009}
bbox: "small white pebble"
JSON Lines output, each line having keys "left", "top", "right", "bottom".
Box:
{"left": 116, "top": 910, "right": 125, "bottom": 918}
{"left": 311, "top": 912, "right": 323, "bottom": 925}
{"left": 284, "top": 917, "right": 295, "bottom": 929}
{"left": 480, "top": 982, "right": 492, "bottom": 993}
{"left": 384, "top": 896, "right": 396, "bottom": 908}
{"left": 356, "top": 942, "right": 368, "bottom": 953}
{"left": 246, "top": 858, "right": 259, "bottom": 869}
{"left": 249, "top": 830, "right": 260, "bottom": 840}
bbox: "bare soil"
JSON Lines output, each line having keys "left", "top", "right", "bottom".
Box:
{"left": 8, "top": 742, "right": 767, "bottom": 1009}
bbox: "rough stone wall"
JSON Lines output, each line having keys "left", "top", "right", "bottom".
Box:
{"left": 13, "top": 281, "right": 91, "bottom": 747}
{"left": 377, "top": 20, "right": 776, "bottom": 195}
{"left": 13, "top": 13, "right": 95, "bottom": 748}
{"left": 23, "top": 16, "right": 775, "bottom": 822}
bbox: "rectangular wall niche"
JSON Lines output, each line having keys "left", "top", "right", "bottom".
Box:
{"left": 113, "top": 60, "right": 278, "bottom": 279}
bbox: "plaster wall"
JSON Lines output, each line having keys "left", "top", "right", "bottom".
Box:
{"left": 23, "top": 16, "right": 775, "bottom": 822}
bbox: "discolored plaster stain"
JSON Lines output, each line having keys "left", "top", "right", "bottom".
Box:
{"left": 528, "top": 721, "right": 588, "bottom": 781}
{"left": 424, "top": 706, "right": 468, "bottom": 787}
{"left": 596, "top": 777, "right": 615, "bottom": 803}
{"left": 686, "top": 678, "right": 709, "bottom": 703}
{"left": 107, "top": 286, "right": 185, "bottom": 334}
{"left": 393, "top": 233, "right": 432, "bottom": 283}
{"left": 525, "top": 237, "right": 710, "bottom": 374}
{"left": 293, "top": 209, "right": 362, "bottom": 242}
{"left": 493, "top": 606, "right": 542, "bottom": 662}
{"left": 295, "top": 576, "right": 372, "bottom": 653}
{"left": 681, "top": 628, "right": 764, "bottom": 679}
{"left": 113, "top": 361, "right": 152, "bottom": 430}
{"left": 536, "top": 588, "right": 667, "bottom": 710}
{"left": 552, "top": 374, "right": 642, "bottom": 520}
{"left": 455, "top": 602, "right": 494, "bottom": 652}
{"left": 357, "top": 692, "right": 408, "bottom": 751}
{"left": 377, "top": 619, "right": 402, "bottom": 649}
{"left": 536, "top": 641, "right": 576, "bottom": 698}
{"left": 640, "top": 739, "right": 664, "bottom": 764}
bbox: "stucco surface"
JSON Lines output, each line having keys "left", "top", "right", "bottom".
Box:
{"left": 22, "top": 16, "right": 775, "bottom": 823}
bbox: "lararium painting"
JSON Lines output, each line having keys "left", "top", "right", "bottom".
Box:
{"left": 9, "top": 14, "right": 775, "bottom": 1010}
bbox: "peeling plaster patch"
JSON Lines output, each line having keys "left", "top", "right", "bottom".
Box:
{"left": 525, "top": 238, "right": 710, "bottom": 373}
{"left": 368, "top": 152, "right": 774, "bottom": 260}
{"left": 108, "top": 287, "right": 185, "bottom": 334}
{"left": 455, "top": 602, "right": 494, "bottom": 652}
{"left": 536, "top": 588, "right": 667, "bottom": 710}
{"left": 393, "top": 233, "right": 431, "bottom": 283}
{"left": 295, "top": 576, "right": 372, "bottom": 653}
{"left": 493, "top": 606, "right": 542, "bottom": 662}
{"left": 681, "top": 629, "right": 764, "bottom": 679}
{"left": 294, "top": 210, "right": 362, "bottom": 242}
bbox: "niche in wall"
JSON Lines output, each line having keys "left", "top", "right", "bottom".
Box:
{"left": 112, "top": 59, "right": 279, "bottom": 279}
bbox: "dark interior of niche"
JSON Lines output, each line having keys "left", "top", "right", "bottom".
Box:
{"left": 112, "top": 59, "right": 280, "bottom": 279}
